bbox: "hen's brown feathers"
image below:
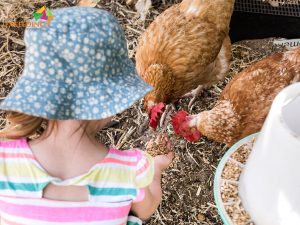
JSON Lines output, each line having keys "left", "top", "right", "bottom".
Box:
{"left": 143, "top": 64, "right": 175, "bottom": 104}
{"left": 180, "top": 0, "right": 235, "bottom": 30}
{"left": 196, "top": 101, "right": 241, "bottom": 145}
{"left": 136, "top": 0, "right": 234, "bottom": 106}
{"left": 196, "top": 48, "right": 300, "bottom": 146}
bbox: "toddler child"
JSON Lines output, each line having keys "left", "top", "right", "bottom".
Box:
{"left": 0, "top": 7, "right": 173, "bottom": 225}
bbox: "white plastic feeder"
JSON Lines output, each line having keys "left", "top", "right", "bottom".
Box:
{"left": 214, "top": 82, "right": 300, "bottom": 225}
{"left": 239, "top": 82, "right": 300, "bottom": 225}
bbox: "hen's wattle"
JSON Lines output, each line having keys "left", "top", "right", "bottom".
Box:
{"left": 171, "top": 110, "right": 201, "bottom": 142}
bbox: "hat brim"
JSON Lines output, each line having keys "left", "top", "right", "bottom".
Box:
{"left": 0, "top": 59, "right": 153, "bottom": 120}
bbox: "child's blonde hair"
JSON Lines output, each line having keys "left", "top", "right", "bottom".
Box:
{"left": 0, "top": 111, "right": 103, "bottom": 140}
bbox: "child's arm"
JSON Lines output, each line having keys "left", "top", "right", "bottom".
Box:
{"left": 131, "top": 152, "right": 174, "bottom": 220}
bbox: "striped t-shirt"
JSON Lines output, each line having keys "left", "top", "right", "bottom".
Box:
{"left": 0, "top": 138, "right": 154, "bottom": 225}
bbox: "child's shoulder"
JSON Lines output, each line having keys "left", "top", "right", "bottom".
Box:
{"left": 108, "top": 148, "right": 152, "bottom": 161}
{"left": 106, "top": 148, "right": 153, "bottom": 171}
{"left": 107, "top": 148, "right": 154, "bottom": 188}
{"left": 0, "top": 138, "right": 28, "bottom": 149}
{"left": 108, "top": 147, "right": 153, "bottom": 169}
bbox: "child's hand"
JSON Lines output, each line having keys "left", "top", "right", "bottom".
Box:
{"left": 132, "top": 134, "right": 173, "bottom": 220}
{"left": 146, "top": 133, "right": 172, "bottom": 157}
{"left": 154, "top": 152, "right": 174, "bottom": 173}
{"left": 146, "top": 133, "right": 174, "bottom": 172}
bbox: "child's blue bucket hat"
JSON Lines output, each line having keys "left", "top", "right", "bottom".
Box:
{"left": 0, "top": 7, "right": 152, "bottom": 120}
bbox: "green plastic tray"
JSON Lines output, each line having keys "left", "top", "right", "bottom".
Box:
{"left": 213, "top": 133, "right": 259, "bottom": 225}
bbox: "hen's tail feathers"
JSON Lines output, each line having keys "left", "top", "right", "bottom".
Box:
{"left": 284, "top": 47, "right": 300, "bottom": 83}
{"left": 179, "top": 0, "right": 235, "bottom": 30}
{"left": 179, "top": 0, "right": 210, "bottom": 20}
{"left": 284, "top": 46, "right": 300, "bottom": 64}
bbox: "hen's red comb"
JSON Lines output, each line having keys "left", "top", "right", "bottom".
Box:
{"left": 149, "top": 102, "right": 165, "bottom": 129}
{"left": 171, "top": 110, "right": 201, "bottom": 142}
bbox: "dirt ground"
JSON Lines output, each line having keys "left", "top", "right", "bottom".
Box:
{"left": 0, "top": 1, "right": 287, "bottom": 224}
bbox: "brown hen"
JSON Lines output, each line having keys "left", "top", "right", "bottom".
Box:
{"left": 172, "top": 47, "right": 300, "bottom": 146}
{"left": 135, "top": 0, "right": 235, "bottom": 129}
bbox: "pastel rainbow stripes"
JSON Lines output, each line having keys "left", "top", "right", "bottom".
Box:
{"left": 0, "top": 139, "right": 154, "bottom": 224}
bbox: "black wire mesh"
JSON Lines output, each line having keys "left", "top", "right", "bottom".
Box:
{"left": 234, "top": 0, "right": 300, "bottom": 17}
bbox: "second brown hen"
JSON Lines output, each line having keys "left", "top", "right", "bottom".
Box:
{"left": 172, "top": 47, "right": 300, "bottom": 146}
{"left": 135, "top": 0, "right": 235, "bottom": 129}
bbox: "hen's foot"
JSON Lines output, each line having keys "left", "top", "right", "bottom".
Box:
{"left": 182, "top": 85, "right": 204, "bottom": 110}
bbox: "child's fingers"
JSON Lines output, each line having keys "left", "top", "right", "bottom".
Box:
{"left": 166, "top": 152, "right": 174, "bottom": 166}
{"left": 166, "top": 140, "right": 172, "bottom": 151}
{"left": 146, "top": 133, "right": 173, "bottom": 157}
{"left": 155, "top": 133, "right": 163, "bottom": 144}
{"left": 166, "top": 152, "right": 174, "bottom": 161}
{"left": 160, "top": 133, "right": 172, "bottom": 150}
{"left": 145, "top": 139, "right": 153, "bottom": 149}
{"left": 154, "top": 152, "right": 174, "bottom": 171}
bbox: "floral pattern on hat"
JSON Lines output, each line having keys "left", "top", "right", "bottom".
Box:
{"left": 0, "top": 7, "right": 152, "bottom": 120}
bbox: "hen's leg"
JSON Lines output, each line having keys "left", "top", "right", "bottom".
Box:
{"left": 183, "top": 36, "right": 231, "bottom": 110}
{"left": 182, "top": 85, "right": 204, "bottom": 109}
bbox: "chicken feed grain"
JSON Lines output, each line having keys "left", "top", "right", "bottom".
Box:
{"left": 220, "top": 139, "right": 255, "bottom": 225}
